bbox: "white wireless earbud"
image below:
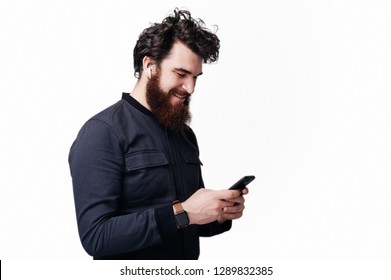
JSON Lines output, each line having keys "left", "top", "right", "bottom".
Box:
{"left": 148, "top": 66, "right": 152, "bottom": 78}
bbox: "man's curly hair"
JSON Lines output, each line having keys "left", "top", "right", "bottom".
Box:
{"left": 133, "top": 8, "right": 220, "bottom": 78}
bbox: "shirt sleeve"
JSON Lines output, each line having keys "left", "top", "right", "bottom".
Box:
{"left": 68, "top": 119, "right": 177, "bottom": 257}
{"left": 198, "top": 220, "right": 232, "bottom": 237}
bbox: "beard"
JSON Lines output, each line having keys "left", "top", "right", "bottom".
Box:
{"left": 146, "top": 74, "right": 192, "bottom": 131}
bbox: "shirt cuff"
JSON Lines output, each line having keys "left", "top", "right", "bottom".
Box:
{"left": 154, "top": 204, "right": 178, "bottom": 240}
{"left": 215, "top": 219, "right": 232, "bottom": 232}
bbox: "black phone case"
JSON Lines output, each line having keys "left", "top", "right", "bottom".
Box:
{"left": 229, "top": 175, "right": 255, "bottom": 190}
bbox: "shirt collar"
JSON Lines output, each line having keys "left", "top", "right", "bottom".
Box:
{"left": 121, "top": 92, "right": 154, "bottom": 117}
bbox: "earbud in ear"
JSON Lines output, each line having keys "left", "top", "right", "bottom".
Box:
{"left": 148, "top": 66, "right": 152, "bottom": 78}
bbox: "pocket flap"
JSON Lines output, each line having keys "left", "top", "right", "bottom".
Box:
{"left": 182, "top": 151, "right": 203, "bottom": 165}
{"left": 125, "top": 151, "right": 169, "bottom": 172}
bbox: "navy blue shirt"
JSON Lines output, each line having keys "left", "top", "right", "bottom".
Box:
{"left": 69, "top": 93, "right": 231, "bottom": 259}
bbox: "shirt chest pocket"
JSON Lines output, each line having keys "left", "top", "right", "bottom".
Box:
{"left": 123, "top": 151, "right": 173, "bottom": 205}
{"left": 180, "top": 151, "right": 203, "bottom": 193}
{"left": 125, "top": 151, "right": 168, "bottom": 171}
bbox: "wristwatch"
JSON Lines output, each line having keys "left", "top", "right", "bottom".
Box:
{"left": 172, "top": 200, "right": 189, "bottom": 228}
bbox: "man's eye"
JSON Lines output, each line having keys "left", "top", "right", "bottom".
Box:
{"left": 176, "top": 72, "right": 185, "bottom": 78}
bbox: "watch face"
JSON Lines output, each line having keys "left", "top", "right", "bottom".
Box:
{"left": 176, "top": 212, "right": 189, "bottom": 228}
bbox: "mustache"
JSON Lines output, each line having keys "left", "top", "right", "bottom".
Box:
{"left": 169, "top": 88, "right": 191, "bottom": 100}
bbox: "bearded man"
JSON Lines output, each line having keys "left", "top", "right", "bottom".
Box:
{"left": 68, "top": 8, "right": 247, "bottom": 260}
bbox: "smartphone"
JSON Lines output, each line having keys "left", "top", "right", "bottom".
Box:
{"left": 228, "top": 175, "right": 255, "bottom": 190}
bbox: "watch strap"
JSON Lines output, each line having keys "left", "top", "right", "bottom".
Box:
{"left": 172, "top": 200, "right": 184, "bottom": 214}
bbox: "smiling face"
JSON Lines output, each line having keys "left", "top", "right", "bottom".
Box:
{"left": 146, "top": 41, "right": 203, "bottom": 130}
{"left": 159, "top": 41, "right": 203, "bottom": 103}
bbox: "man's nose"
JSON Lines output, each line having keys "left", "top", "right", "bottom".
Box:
{"left": 181, "top": 79, "right": 196, "bottom": 94}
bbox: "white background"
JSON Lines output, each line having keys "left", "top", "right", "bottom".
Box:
{"left": 1, "top": 0, "right": 390, "bottom": 268}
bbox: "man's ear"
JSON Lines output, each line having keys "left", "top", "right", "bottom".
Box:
{"left": 142, "top": 56, "right": 156, "bottom": 77}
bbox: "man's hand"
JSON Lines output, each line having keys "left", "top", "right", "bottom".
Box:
{"left": 182, "top": 188, "right": 242, "bottom": 225}
{"left": 217, "top": 187, "right": 248, "bottom": 224}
